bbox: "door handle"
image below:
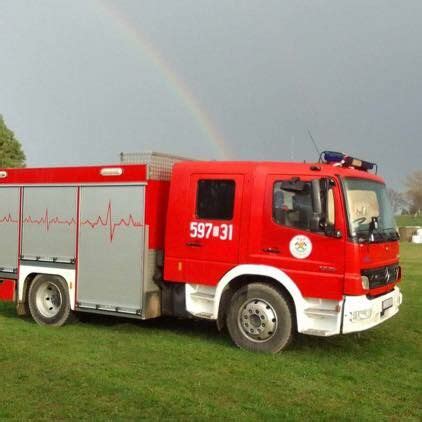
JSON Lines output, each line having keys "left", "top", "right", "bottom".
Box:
{"left": 186, "top": 241, "right": 203, "bottom": 247}
{"left": 262, "top": 247, "right": 280, "bottom": 254}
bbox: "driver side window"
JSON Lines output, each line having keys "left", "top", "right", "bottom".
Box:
{"left": 273, "top": 179, "right": 336, "bottom": 233}
{"left": 273, "top": 181, "right": 313, "bottom": 230}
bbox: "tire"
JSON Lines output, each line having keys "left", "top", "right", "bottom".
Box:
{"left": 28, "top": 275, "right": 73, "bottom": 326}
{"left": 226, "top": 283, "right": 295, "bottom": 353}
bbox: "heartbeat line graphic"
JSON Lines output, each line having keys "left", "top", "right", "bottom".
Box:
{"left": 80, "top": 201, "right": 143, "bottom": 242}
{"left": 0, "top": 201, "right": 143, "bottom": 242}
{"left": 23, "top": 209, "right": 76, "bottom": 230}
{"left": 0, "top": 213, "right": 18, "bottom": 224}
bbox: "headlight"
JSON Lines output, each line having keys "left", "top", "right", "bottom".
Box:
{"left": 361, "top": 275, "right": 370, "bottom": 290}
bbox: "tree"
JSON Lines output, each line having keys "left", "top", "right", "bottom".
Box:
{"left": 0, "top": 114, "right": 26, "bottom": 167}
{"left": 406, "top": 170, "right": 422, "bottom": 214}
{"left": 387, "top": 188, "right": 409, "bottom": 215}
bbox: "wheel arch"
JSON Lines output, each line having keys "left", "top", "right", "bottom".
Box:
{"left": 22, "top": 272, "right": 69, "bottom": 302}
{"left": 18, "top": 265, "right": 76, "bottom": 310}
{"left": 27, "top": 273, "right": 74, "bottom": 326}
{"left": 22, "top": 272, "right": 38, "bottom": 301}
{"left": 214, "top": 264, "right": 305, "bottom": 331}
{"left": 15, "top": 272, "right": 38, "bottom": 316}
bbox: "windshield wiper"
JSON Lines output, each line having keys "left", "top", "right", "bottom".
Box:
{"left": 382, "top": 228, "right": 400, "bottom": 241}
{"left": 355, "top": 227, "right": 398, "bottom": 243}
{"left": 368, "top": 216, "right": 379, "bottom": 242}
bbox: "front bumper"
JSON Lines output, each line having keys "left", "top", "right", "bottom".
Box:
{"left": 342, "top": 287, "right": 402, "bottom": 334}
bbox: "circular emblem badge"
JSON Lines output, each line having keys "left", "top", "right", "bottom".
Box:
{"left": 289, "top": 235, "right": 312, "bottom": 259}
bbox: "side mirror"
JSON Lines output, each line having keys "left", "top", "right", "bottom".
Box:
{"left": 310, "top": 215, "right": 321, "bottom": 232}
{"left": 325, "top": 225, "right": 343, "bottom": 238}
{"left": 310, "top": 177, "right": 342, "bottom": 237}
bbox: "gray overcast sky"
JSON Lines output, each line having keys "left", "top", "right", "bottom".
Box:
{"left": 0, "top": 0, "right": 421, "bottom": 189}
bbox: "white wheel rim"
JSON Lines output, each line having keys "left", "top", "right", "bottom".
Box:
{"left": 238, "top": 298, "right": 278, "bottom": 342}
{"left": 35, "top": 281, "right": 62, "bottom": 318}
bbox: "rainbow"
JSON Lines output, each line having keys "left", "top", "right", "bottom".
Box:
{"left": 95, "top": 0, "right": 231, "bottom": 159}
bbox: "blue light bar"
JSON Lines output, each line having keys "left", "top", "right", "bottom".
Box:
{"left": 321, "top": 151, "right": 345, "bottom": 163}
{"left": 319, "top": 151, "right": 377, "bottom": 173}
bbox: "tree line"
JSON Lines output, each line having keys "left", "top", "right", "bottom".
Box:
{"left": 0, "top": 115, "right": 25, "bottom": 168}
{"left": 389, "top": 172, "right": 422, "bottom": 216}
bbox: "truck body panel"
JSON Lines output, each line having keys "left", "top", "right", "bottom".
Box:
{"left": 76, "top": 185, "right": 146, "bottom": 314}
{"left": 0, "top": 159, "right": 177, "bottom": 319}
{"left": 0, "top": 187, "right": 20, "bottom": 273}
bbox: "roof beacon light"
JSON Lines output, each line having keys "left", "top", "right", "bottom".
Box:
{"left": 319, "top": 151, "right": 377, "bottom": 173}
{"left": 321, "top": 151, "right": 345, "bottom": 164}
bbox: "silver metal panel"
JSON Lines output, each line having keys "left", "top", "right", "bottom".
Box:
{"left": 77, "top": 185, "right": 145, "bottom": 312}
{"left": 0, "top": 187, "right": 20, "bottom": 272}
{"left": 120, "top": 151, "right": 193, "bottom": 180}
{"left": 22, "top": 187, "right": 77, "bottom": 261}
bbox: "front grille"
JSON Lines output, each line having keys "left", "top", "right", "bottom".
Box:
{"left": 362, "top": 264, "right": 400, "bottom": 289}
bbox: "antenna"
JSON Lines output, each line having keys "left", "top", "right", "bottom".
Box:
{"left": 307, "top": 129, "right": 321, "bottom": 157}
{"left": 290, "top": 136, "right": 294, "bottom": 160}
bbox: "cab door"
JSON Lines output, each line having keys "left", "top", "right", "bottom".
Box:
{"left": 182, "top": 173, "right": 244, "bottom": 285}
{"left": 257, "top": 174, "right": 346, "bottom": 300}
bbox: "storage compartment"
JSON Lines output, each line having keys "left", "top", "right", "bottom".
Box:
{"left": 76, "top": 185, "right": 146, "bottom": 315}
{"left": 0, "top": 187, "right": 20, "bottom": 274}
{"left": 22, "top": 187, "right": 78, "bottom": 262}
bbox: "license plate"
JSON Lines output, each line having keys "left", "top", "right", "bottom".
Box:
{"left": 382, "top": 297, "right": 393, "bottom": 311}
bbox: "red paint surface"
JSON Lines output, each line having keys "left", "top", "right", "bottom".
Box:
{"left": 0, "top": 164, "right": 147, "bottom": 185}
{"left": 0, "top": 280, "right": 15, "bottom": 301}
{"left": 251, "top": 173, "right": 347, "bottom": 300}
{"left": 344, "top": 241, "right": 401, "bottom": 296}
{"left": 145, "top": 180, "right": 170, "bottom": 249}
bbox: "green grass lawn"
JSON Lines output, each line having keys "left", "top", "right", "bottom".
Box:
{"left": 1, "top": 244, "right": 421, "bottom": 420}
{"left": 396, "top": 215, "right": 422, "bottom": 227}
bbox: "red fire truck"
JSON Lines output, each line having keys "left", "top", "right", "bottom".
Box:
{"left": 0, "top": 151, "right": 402, "bottom": 352}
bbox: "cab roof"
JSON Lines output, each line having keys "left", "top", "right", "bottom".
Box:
{"left": 174, "top": 161, "right": 385, "bottom": 184}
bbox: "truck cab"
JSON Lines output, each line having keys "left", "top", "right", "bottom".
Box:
{"left": 164, "top": 152, "right": 402, "bottom": 352}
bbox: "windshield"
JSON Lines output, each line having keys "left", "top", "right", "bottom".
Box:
{"left": 344, "top": 178, "right": 398, "bottom": 242}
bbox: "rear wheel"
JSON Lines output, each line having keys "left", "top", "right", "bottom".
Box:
{"left": 28, "top": 275, "right": 73, "bottom": 326}
{"left": 226, "top": 283, "right": 295, "bottom": 353}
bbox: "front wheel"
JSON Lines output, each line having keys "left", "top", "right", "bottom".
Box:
{"left": 226, "top": 283, "right": 295, "bottom": 353}
{"left": 28, "top": 275, "right": 73, "bottom": 326}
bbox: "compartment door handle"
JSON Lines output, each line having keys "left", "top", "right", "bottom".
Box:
{"left": 262, "top": 247, "right": 280, "bottom": 254}
{"left": 186, "top": 241, "right": 203, "bottom": 247}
